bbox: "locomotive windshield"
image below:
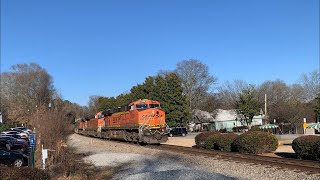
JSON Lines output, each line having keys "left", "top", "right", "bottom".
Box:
{"left": 149, "top": 104, "right": 160, "bottom": 108}
{"left": 136, "top": 104, "right": 148, "bottom": 110}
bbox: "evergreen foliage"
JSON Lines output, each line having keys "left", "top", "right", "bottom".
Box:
{"left": 95, "top": 72, "right": 190, "bottom": 125}
{"left": 161, "top": 73, "right": 189, "bottom": 125}
{"left": 235, "top": 85, "right": 260, "bottom": 127}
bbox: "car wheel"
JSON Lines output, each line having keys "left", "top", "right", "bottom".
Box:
{"left": 181, "top": 133, "right": 186, "bottom": 137}
{"left": 13, "top": 159, "right": 24, "bottom": 167}
{"left": 169, "top": 134, "right": 173, "bottom": 137}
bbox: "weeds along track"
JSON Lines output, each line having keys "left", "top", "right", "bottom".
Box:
{"left": 147, "top": 144, "right": 320, "bottom": 175}
{"left": 76, "top": 134, "right": 320, "bottom": 175}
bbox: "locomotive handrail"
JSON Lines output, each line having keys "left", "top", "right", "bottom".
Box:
{"left": 138, "top": 114, "right": 149, "bottom": 141}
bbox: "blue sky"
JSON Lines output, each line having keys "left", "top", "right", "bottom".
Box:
{"left": 1, "top": 0, "right": 319, "bottom": 106}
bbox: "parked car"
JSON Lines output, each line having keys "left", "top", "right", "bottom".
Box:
{"left": 1, "top": 131, "right": 19, "bottom": 135}
{"left": 14, "top": 127, "right": 33, "bottom": 134}
{"left": 1, "top": 131, "right": 28, "bottom": 138}
{"left": 0, "top": 139, "right": 28, "bottom": 154}
{"left": 168, "top": 127, "right": 188, "bottom": 137}
{"left": 0, "top": 140, "right": 12, "bottom": 151}
{"left": 8, "top": 128, "right": 30, "bottom": 136}
{"left": 0, "top": 136, "right": 28, "bottom": 146}
{"left": 0, "top": 149, "right": 28, "bottom": 167}
{"left": 10, "top": 127, "right": 32, "bottom": 135}
{"left": 0, "top": 134, "right": 29, "bottom": 143}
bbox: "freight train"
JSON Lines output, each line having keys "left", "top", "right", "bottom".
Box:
{"left": 75, "top": 99, "right": 169, "bottom": 144}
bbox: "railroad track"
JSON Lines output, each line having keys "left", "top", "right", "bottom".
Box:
{"left": 147, "top": 144, "right": 320, "bottom": 175}
{"left": 76, "top": 133, "right": 320, "bottom": 175}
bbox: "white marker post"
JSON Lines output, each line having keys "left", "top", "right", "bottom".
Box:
{"left": 42, "top": 144, "right": 48, "bottom": 169}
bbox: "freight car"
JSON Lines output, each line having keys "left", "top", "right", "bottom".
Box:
{"left": 75, "top": 99, "right": 169, "bottom": 144}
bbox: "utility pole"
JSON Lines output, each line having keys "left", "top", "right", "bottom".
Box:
{"left": 265, "top": 94, "right": 268, "bottom": 122}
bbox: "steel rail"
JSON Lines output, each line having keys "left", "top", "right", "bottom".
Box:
{"left": 147, "top": 144, "right": 320, "bottom": 175}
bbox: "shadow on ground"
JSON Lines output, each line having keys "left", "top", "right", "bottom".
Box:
{"left": 274, "top": 152, "right": 297, "bottom": 159}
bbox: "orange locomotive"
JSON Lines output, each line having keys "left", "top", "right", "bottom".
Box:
{"left": 76, "top": 99, "right": 169, "bottom": 144}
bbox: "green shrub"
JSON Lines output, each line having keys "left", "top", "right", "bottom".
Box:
{"left": 195, "top": 132, "right": 219, "bottom": 148}
{"left": 248, "top": 126, "right": 263, "bottom": 132}
{"left": 292, "top": 135, "right": 320, "bottom": 161}
{"left": 216, "top": 133, "right": 239, "bottom": 152}
{"left": 0, "top": 124, "right": 13, "bottom": 132}
{"left": 204, "top": 133, "right": 222, "bottom": 149}
{"left": 166, "top": 121, "right": 178, "bottom": 127}
{"left": 0, "top": 165, "right": 50, "bottom": 180}
{"left": 218, "top": 128, "right": 227, "bottom": 133}
{"left": 231, "top": 131, "right": 278, "bottom": 154}
{"left": 232, "top": 126, "right": 248, "bottom": 132}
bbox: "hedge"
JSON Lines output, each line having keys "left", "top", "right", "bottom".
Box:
{"left": 248, "top": 126, "right": 263, "bottom": 132}
{"left": 204, "top": 133, "right": 222, "bottom": 149}
{"left": 195, "top": 132, "right": 219, "bottom": 148}
{"left": 292, "top": 135, "right": 320, "bottom": 161}
{"left": 231, "top": 131, "right": 278, "bottom": 154}
{"left": 216, "top": 133, "right": 239, "bottom": 152}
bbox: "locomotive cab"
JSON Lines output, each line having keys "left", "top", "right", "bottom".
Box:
{"left": 129, "top": 99, "right": 168, "bottom": 144}
{"left": 129, "top": 99, "right": 161, "bottom": 111}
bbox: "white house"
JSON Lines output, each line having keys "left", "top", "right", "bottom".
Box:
{"left": 212, "top": 109, "right": 263, "bottom": 132}
{"left": 190, "top": 109, "right": 263, "bottom": 132}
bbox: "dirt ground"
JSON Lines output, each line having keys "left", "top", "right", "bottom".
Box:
{"left": 162, "top": 137, "right": 196, "bottom": 147}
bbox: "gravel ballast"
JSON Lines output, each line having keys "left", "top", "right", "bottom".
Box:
{"left": 68, "top": 134, "right": 320, "bottom": 180}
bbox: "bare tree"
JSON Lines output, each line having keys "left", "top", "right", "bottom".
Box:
{"left": 197, "top": 93, "right": 221, "bottom": 112}
{"left": 257, "top": 79, "right": 314, "bottom": 133}
{"left": 0, "top": 63, "right": 55, "bottom": 123}
{"left": 257, "top": 80, "right": 290, "bottom": 122}
{"left": 216, "top": 80, "right": 249, "bottom": 109}
{"left": 175, "top": 59, "right": 217, "bottom": 111}
{"left": 88, "top": 95, "right": 100, "bottom": 115}
{"left": 299, "top": 70, "right": 320, "bottom": 102}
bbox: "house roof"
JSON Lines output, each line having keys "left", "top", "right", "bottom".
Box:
{"left": 192, "top": 109, "right": 214, "bottom": 123}
{"left": 213, "top": 109, "right": 237, "bottom": 122}
{"left": 192, "top": 109, "right": 264, "bottom": 123}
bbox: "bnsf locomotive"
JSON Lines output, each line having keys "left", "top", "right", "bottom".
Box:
{"left": 75, "top": 99, "right": 169, "bottom": 144}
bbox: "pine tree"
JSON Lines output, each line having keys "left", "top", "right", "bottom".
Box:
{"left": 152, "top": 72, "right": 190, "bottom": 126}
{"left": 235, "top": 85, "right": 260, "bottom": 128}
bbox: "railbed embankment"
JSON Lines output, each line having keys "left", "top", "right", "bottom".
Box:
{"left": 68, "top": 133, "right": 319, "bottom": 180}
